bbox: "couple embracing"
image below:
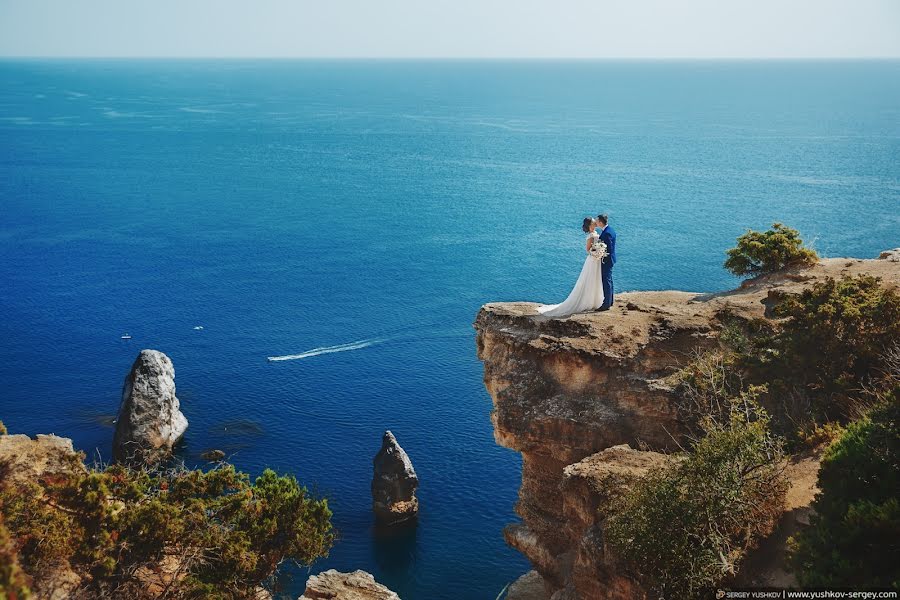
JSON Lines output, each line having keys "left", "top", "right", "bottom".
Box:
{"left": 538, "top": 214, "right": 617, "bottom": 318}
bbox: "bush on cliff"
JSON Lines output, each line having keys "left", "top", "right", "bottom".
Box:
{"left": 790, "top": 390, "right": 900, "bottom": 589}
{"left": 606, "top": 393, "right": 787, "bottom": 599}
{"left": 677, "top": 275, "right": 900, "bottom": 435}
{"left": 0, "top": 457, "right": 333, "bottom": 598}
{"left": 767, "top": 275, "right": 900, "bottom": 421}
{"left": 724, "top": 223, "right": 818, "bottom": 277}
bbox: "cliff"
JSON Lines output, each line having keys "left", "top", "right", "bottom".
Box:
{"left": 475, "top": 253, "right": 900, "bottom": 599}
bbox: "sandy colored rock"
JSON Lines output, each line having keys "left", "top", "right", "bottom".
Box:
{"left": 300, "top": 569, "right": 400, "bottom": 600}
{"left": 0, "top": 433, "right": 85, "bottom": 482}
{"left": 113, "top": 349, "right": 188, "bottom": 464}
{"left": 0, "top": 433, "right": 86, "bottom": 599}
{"left": 475, "top": 254, "right": 900, "bottom": 600}
{"left": 507, "top": 570, "right": 550, "bottom": 600}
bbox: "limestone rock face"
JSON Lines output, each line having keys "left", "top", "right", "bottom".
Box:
{"left": 475, "top": 254, "right": 900, "bottom": 600}
{"left": 300, "top": 569, "right": 400, "bottom": 600}
{"left": 371, "top": 430, "right": 419, "bottom": 524}
{"left": 113, "top": 349, "right": 188, "bottom": 465}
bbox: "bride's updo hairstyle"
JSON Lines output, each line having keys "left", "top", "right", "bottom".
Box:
{"left": 582, "top": 217, "right": 594, "bottom": 233}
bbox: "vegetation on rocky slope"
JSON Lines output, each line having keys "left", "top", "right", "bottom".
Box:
{"left": 790, "top": 388, "right": 900, "bottom": 589}
{"left": 607, "top": 393, "right": 787, "bottom": 598}
{"left": 610, "top": 227, "right": 899, "bottom": 596}
{"left": 0, "top": 448, "right": 333, "bottom": 599}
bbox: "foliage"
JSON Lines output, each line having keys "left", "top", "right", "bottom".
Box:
{"left": 790, "top": 390, "right": 900, "bottom": 589}
{"left": 796, "top": 421, "right": 845, "bottom": 449}
{"left": 0, "top": 459, "right": 333, "bottom": 599}
{"left": 724, "top": 223, "right": 818, "bottom": 277}
{"left": 606, "top": 394, "right": 787, "bottom": 599}
{"left": 0, "top": 421, "right": 6, "bottom": 436}
{"left": 0, "top": 513, "right": 31, "bottom": 600}
{"left": 767, "top": 275, "right": 900, "bottom": 421}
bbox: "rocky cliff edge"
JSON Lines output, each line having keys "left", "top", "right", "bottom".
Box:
{"left": 475, "top": 253, "right": 900, "bottom": 599}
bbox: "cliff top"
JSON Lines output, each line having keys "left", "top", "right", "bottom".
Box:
{"left": 477, "top": 252, "right": 900, "bottom": 364}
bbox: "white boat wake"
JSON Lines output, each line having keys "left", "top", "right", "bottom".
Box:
{"left": 267, "top": 338, "right": 382, "bottom": 362}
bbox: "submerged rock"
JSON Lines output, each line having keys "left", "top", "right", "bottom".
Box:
{"left": 200, "top": 449, "right": 226, "bottom": 461}
{"left": 113, "top": 349, "right": 188, "bottom": 465}
{"left": 300, "top": 569, "right": 400, "bottom": 600}
{"left": 371, "top": 430, "right": 419, "bottom": 525}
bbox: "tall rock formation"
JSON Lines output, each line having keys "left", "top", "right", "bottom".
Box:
{"left": 113, "top": 349, "right": 188, "bottom": 465}
{"left": 475, "top": 254, "right": 900, "bottom": 599}
{"left": 371, "top": 430, "right": 419, "bottom": 525}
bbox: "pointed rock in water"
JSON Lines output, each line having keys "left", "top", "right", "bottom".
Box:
{"left": 371, "top": 430, "right": 419, "bottom": 525}
{"left": 113, "top": 349, "right": 188, "bottom": 465}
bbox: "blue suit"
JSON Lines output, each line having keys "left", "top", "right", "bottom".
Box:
{"left": 599, "top": 225, "right": 616, "bottom": 308}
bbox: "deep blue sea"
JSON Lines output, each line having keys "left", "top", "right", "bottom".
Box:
{"left": 1, "top": 60, "right": 898, "bottom": 599}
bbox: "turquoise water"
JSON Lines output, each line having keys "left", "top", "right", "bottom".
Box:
{"left": 1, "top": 60, "right": 898, "bottom": 599}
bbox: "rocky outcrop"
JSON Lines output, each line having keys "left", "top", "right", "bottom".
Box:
{"left": 372, "top": 430, "right": 419, "bottom": 525}
{"left": 879, "top": 248, "right": 900, "bottom": 261}
{"left": 0, "top": 433, "right": 85, "bottom": 482}
{"left": 475, "top": 255, "right": 900, "bottom": 599}
{"left": 300, "top": 569, "right": 400, "bottom": 600}
{"left": 507, "top": 570, "right": 551, "bottom": 600}
{"left": 113, "top": 349, "right": 188, "bottom": 465}
{"left": 0, "top": 433, "right": 87, "bottom": 599}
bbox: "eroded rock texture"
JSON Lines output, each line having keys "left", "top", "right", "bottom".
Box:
{"left": 372, "top": 430, "right": 419, "bottom": 524}
{"left": 300, "top": 569, "right": 400, "bottom": 600}
{"left": 113, "top": 349, "right": 188, "bottom": 465}
{"left": 475, "top": 255, "right": 900, "bottom": 599}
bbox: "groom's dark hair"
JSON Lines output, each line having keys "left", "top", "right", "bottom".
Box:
{"left": 596, "top": 214, "right": 608, "bottom": 226}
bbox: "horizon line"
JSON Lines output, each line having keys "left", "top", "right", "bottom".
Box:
{"left": 2, "top": 55, "right": 900, "bottom": 61}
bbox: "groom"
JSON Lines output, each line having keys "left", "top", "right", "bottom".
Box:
{"left": 595, "top": 214, "right": 616, "bottom": 311}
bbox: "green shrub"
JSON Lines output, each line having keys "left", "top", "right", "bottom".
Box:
{"left": 724, "top": 223, "right": 818, "bottom": 277}
{"left": 0, "top": 461, "right": 334, "bottom": 598}
{"left": 770, "top": 275, "right": 900, "bottom": 421}
{"left": 0, "top": 514, "right": 31, "bottom": 600}
{"left": 606, "top": 394, "right": 787, "bottom": 599}
{"left": 790, "top": 390, "right": 900, "bottom": 588}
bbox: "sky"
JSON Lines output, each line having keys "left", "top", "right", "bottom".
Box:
{"left": 1, "top": 0, "right": 899, "bottom": 59}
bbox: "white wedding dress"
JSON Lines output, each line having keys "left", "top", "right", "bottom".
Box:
{"left": 538, "top": 231, "right": 605, "bottom": 317}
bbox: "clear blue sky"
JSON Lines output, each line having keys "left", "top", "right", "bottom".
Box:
{"left": 1, "top": 0, "right": 899, "bottom": 59}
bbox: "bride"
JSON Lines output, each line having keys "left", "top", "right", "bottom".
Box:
{"left": 538, "top": 217, "right": 606, "bottom": 317}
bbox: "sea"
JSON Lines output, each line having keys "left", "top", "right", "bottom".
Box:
{"left": 1, "top": 59, "right": 898, "bottom": 599}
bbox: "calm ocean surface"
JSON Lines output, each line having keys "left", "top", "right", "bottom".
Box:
{"left": 1, "top": 60, "right": 898, "bottom": 599}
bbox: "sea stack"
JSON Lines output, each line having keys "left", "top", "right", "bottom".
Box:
{"left": 113, "top": 349, "right": 188, "bottom": 465}
{"left": 371, "top": 430, "right": 419, "bottom": 525}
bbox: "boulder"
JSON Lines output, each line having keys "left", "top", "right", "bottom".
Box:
{"left": 506, "top": 570, "right": 550, "bottom": 600}
{"left": 371, "top": 430, "right": 419, "bottom": 525}
{"left": 113, "top": 349, "right": 188, "bottom": 465}
{"left": 300, "top": 569, "right": 400, "bottom": 600}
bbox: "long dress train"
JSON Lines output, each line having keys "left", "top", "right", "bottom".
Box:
{"left": 537, "top": 233, "right": 605, "bottom": 317}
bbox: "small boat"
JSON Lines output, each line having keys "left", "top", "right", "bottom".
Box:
{"left": 193, "top": 325, "right": 204, "bottom": 330}
{"left": 121, "top": 333, "right": 132, "bottom": 340}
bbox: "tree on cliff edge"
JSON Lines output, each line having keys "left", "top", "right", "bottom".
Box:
{"left": 724, "top": 223, "right": 818, "bottom": 277}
